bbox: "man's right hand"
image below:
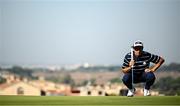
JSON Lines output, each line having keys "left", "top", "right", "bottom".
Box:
{"left": 122, "top": 60, "right": 135, "bottom": 73}
{"left": 129, "top": 60, "right": 135, "bottom": 67}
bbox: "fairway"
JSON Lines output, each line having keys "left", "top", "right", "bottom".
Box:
{"left": 0, "top": 96, "right": 180, "bottom": 106}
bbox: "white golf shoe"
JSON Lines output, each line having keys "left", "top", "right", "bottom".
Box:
{"left": 144, "top": 89, "right": 151, "bottom": 96}
{"left": 127, "top": 89, "right": 135, "bottom": 97}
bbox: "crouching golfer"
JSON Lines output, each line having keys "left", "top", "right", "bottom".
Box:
{"left": 122, "top": 40, "right": 164, "bottom": 97}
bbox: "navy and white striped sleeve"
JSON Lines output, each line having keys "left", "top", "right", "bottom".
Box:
{"left": 149, "top": 53, "right": 161, "bottom": 64}
{"left": 122, "top": 54, "right": 130, "bottom": 69}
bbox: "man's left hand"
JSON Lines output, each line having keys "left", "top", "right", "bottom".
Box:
{"left": 145, "top": 68, "right": 152, "bottom": 73}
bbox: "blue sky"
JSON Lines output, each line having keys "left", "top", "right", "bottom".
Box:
{"left": 0, "top": 0, "right": 180, "bottom": 66}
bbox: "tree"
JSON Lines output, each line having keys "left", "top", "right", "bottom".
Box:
{"left": 153, "top": 77, "right": 180, "bottom": 95}
{"left": 8, "top": 66, "right": 34, "bottom": 78}
{"left": 62, "top": 74, "right": 75, "bottom": 86}
{"left": 110, "top": 77, "right": 122, "bottom": 83}
{"left": 0, "top": 76, "right": 6, "bottom": 84}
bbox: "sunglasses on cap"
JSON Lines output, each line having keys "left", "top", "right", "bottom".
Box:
{"left": 133, "top": 46, "right": 143, "bottom": 51}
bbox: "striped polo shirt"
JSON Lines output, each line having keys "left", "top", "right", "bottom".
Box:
{"left": 122, "top": 51, "right": 161, "bottom": 74}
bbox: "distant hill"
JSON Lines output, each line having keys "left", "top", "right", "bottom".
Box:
{"left": 72, "top": 65, "right": 121, "bottom": 72}
{"left": 1, "top": 63, "right": 180, "bottom": 85}
{"left": 0, "top": 66, "right": 37, "bottom": 79}
{"left": 158, "top": 63, "right": 180, "bottom": 72}
{"left": 72, "top": 63, "right": 180, "bottom": 72}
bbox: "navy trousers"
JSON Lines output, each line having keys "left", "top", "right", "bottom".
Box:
{"left": 122, "top": 72, "right": 155, "bottom": 90}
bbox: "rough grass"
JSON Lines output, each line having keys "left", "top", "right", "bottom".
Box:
{"left": 0, "top": 96, "right": 180, "bottom": 106}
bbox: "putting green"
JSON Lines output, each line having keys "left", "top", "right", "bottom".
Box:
{"left": 0, "top": 96, "right": 179, "bottom": 106}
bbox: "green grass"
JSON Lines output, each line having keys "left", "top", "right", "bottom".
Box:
{"left": 0, "top": 96, "right": 180, "bottom": 106}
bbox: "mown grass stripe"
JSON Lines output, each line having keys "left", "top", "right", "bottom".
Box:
{"left": 0, "top": 96, "right": 179, "bottom": 105}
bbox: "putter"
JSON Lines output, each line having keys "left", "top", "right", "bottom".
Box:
{"left": 131, "top": 47, "right": 134, "bottom": 89}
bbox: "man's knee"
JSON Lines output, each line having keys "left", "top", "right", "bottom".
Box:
{"left": 122, "top": 73, "right": 131, "bottom": 83}
{"left": 146, "top": 72, "right": 156, "bottom": 81}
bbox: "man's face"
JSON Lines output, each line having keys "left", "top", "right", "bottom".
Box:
{"left": 134, "top": 46, "right": 143, "bottom": 51}
{"left": 133, "top": 46, "right": 143, "bottom": 56}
